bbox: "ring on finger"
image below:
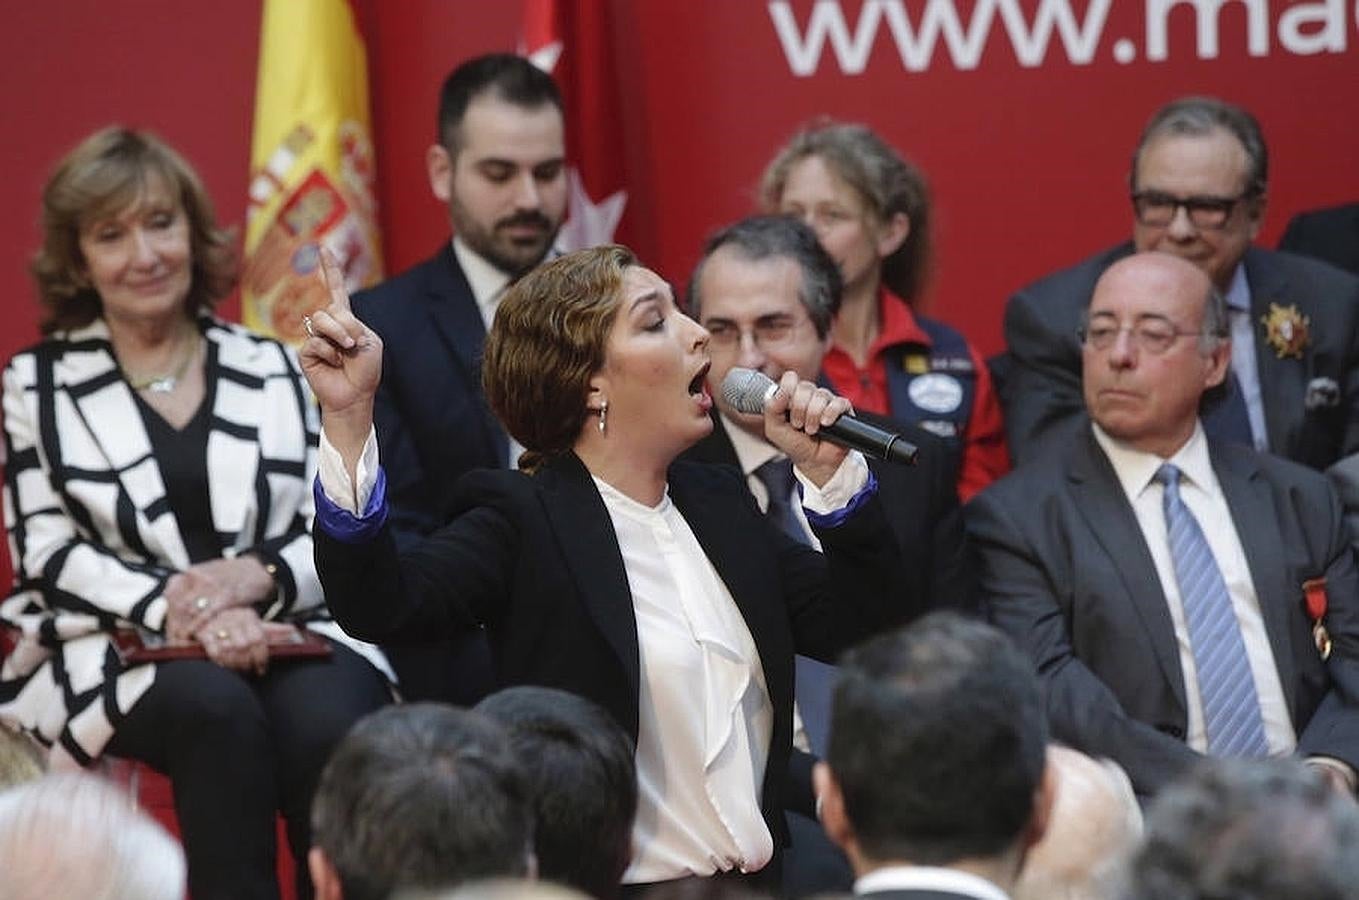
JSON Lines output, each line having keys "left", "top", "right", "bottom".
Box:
{"left": 194, "top": 596, "right": 211, "bottom": 611}
{"left": 302, "top": 315, "right": 316, "bottom": 338}
{"left": 216, "top": 629, "right": 229, "bottom": 641}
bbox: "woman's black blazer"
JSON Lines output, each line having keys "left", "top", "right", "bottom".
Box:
{"left": 317, "top": 451, "right": 910, "bottom": 844}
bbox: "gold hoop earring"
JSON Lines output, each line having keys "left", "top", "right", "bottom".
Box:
{"left": 597, "top": 400, "right": 608, "bottom": 434}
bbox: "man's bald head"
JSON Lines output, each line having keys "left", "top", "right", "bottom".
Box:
{"left": 1013, "top": 747, "right": 1142, "bottom": 900}
{"left": 1081, "top": 252, "right": 1231, "bottom": 458}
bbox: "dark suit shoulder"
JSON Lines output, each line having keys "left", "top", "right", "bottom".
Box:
{"left": 1255, "top": 245, "right": 1359, "bottom": 297}
{"left": 970, "top": 435, "right": 1081, "bottom": 506}
{"left": 441, "top": 453, "right": 752, "bottom": 518}
{"left": 352, "top": 245, "right": 464, "bottom": 329}
{"left": 446, "top": 463, "right": 588, "bottom": 524}
{"left": 669, "top": 457, "right": 755, "bottom": 498}
{"left": 1212, "top": 437, "right": 1339, "bottom": 495}
{"left": 1279, "top": 202, "right": 1359, "bottom": 276}
{"left": 1010, "top": 242, "right": 1133, "bottom": 307}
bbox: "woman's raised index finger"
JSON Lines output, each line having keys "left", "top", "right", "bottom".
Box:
{"left": 317, "top": 246, "right": 353, "bottom": 316}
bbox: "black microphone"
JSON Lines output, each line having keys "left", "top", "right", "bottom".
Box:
{"left": 720, "top": 367, "right": 919, "bottom": 466}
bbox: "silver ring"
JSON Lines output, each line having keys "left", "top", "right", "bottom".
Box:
{"left": 215, "top": 629, "right": 229, "bottom": 641}
{"left": 194, "top": 596, "right": 210, "bottom": 611}
{"left": 302, "top": 315, "right": 316, "bottom": 338}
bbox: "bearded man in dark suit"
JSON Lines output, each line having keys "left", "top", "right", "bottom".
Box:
{"left": 350, "top": 54, "right": 568, "bottom": 702}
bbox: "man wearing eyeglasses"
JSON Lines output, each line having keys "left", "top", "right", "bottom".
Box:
{"left": 684, "top": 215, "right": 974, "bottom": 895}
{"left": 971, "top": 251, "right": 1359, "bottom": 800}
{"left": 686, "top": 215, "right": 970, "bottom": 616}
{"left": 1003, "top": 96, "right": 1359, "bottom": 484}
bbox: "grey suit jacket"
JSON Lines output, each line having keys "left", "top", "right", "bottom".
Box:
{"left": 1002, "top": 243, "right": 1359, "bottom": 472}
{"left": 967, "top": 429, "right": 1359, "bottom": 795}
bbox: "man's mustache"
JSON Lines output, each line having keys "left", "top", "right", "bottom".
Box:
{"left": 496, "top": 212, "right": 554, "bottom": 233}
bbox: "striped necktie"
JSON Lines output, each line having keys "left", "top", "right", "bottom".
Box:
{"left": 1156, "top": 463, "right": 1269, "bottom": 757}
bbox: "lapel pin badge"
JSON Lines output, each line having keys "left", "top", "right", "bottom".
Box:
{"left": 1261, "top": 303, "right": 1310, "bottom": 359}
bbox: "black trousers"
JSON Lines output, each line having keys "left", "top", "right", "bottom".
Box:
{"left": 106, "top": 639, "right": 391, "bottom": 900}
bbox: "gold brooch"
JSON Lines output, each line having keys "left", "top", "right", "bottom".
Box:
{"left": 1260, "top": 303, "right": 1310, "bottom": 359}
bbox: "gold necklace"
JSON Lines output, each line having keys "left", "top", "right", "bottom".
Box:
{"left": 124, "top": 332, "right": 200, "bottom": 393}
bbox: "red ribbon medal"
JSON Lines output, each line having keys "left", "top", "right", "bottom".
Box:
{"left": 1303, "top": 577, "right": 1332, "bottom": 661}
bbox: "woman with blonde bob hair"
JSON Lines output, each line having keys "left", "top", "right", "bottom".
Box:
{"left": 0, "top": 127, "right": 392, "bottom": 900}
{"left": 303, "top": 245, "right": 909, "bottom": 891}
{"left": 761, "top": 120, "right": 1009, "bottom": 500}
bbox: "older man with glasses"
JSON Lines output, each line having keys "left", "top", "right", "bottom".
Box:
{"left": 970, "top": 251, "right": 1359, "bottom": 801}
{"left": 1001, "top": 96, "right": 1359, "bottom": 497}
{"left": 683, "top": 214, "right": 975, "bottom": 896}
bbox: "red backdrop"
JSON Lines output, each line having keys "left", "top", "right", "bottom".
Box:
{"left": 4, "top": 0, "right": 1358, "bottom": 363}
{"left": 2, "top": 0, "right": 1357, "bottom": 439}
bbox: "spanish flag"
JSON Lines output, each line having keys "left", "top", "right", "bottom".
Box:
{"left": 242, "top": 0, "right": 382, "bottom": 342}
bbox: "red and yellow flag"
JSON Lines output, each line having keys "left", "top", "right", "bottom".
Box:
{"left": 242, "top": 0, "right": 382, "bottom": 342}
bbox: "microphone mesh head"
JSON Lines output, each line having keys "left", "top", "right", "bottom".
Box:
{"left": 720, "top": 367, "right": 775, "bottom": 415}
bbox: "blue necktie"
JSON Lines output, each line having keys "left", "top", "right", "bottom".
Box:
{"left": 754, "top": 458, "right": 835, "bottom": 757}
{"left": 755, "top": 458, "right": 804, "bottom": 545}
{"left": 1156, "top": 463, "right": 1269, "bottom": 757}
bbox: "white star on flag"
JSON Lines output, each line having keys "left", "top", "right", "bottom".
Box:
{"left": 521, "top": 1, "right": 629, "bottom": 252}
{"left": 558, "top": 168, "right": 627, "bottom": 251}
{"left": 526, "top": 40, "right": 562, "bottom": 75}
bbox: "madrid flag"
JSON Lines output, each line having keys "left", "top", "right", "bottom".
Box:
{"left": 521, "top": 0, "right": 629, "bottom": 252}
{"left": 242, "top": 0, "right": 382, "bottom": 342}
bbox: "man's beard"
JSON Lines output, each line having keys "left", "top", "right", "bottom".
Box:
{"left": 455, "top": 206, "right": 561, "bottom": 278}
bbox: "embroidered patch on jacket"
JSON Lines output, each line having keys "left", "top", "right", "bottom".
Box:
{"left": 908, "top": 373, "right": 964, "bottom": 414}
{"left": 928, "top": 355, "right": 975, "bottom": 373}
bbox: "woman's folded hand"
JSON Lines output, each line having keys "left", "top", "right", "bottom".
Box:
{"left": 196, "top": 606, "right": 269, "bottom": 676}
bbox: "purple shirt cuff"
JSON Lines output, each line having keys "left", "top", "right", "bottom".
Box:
{"left": 802, "top": 467, "right": 878, "bottom": 530}
{"left": 313, "top": 467, "right": 389, "bottom": 544}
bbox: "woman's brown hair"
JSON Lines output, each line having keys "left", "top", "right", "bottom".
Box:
{"left": 31, "top": 127, "right": 237, "bottom": 334}
{"left": 482, "top": 245, "right": 636, "bottom": 471}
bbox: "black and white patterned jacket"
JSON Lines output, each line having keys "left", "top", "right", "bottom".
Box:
{"left": 0, "top": 316, "right": 389, "bottom": 767}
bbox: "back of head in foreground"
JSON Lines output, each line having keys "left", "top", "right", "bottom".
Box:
{"left": 1128, "top": 758, "right": 1359, "bottom": 900}
{"left": 476, "top": 686, "right": 638, "bottom": 899}
{"left": 394, "top": 878, "right": 590, "bottom": 900}
{"left": 819, "top": 612, "right": 1051, "bottom": 886}
{"left": 0, "top": 771, "right": 186, "bottom": 900}
{"left": 310, "top": 703, "right": 535, "bottom": 900}
{"left": 1012, "top": 746, "right": 1143, "bottom": 900}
